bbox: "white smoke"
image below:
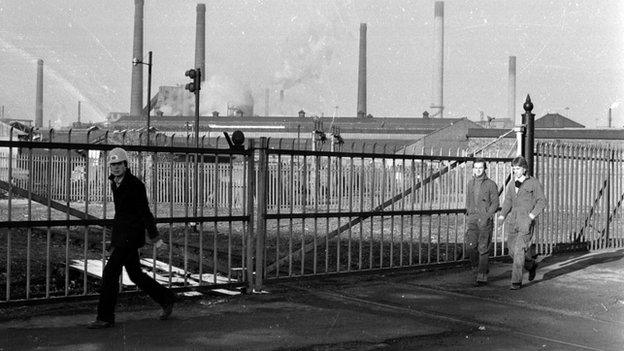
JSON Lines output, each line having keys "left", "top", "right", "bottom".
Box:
{"left": 274, "top": 16, "right": 349, "bottom": 89}
{"left": 155, "top": 75, "right": 254, "bottom": 117}
{"left": 199, "top": 75, "right": 254, "bottom": 116}
{"left": 271, "top": 17, "right": 349, "bottom": 116}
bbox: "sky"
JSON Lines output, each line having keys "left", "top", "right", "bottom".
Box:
{"left": 0, "top": 0, "right": 623, "bottom": 128}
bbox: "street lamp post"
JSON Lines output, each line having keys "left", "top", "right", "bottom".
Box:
{"left": 133, "top": 50, "right": 153, "bottom": 146}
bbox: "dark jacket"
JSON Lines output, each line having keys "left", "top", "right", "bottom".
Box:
{"left": 109, "top": 170, "right": 159, "bottom": 248}
{"left": 465, "top": 174, "right": 499, "bottom": 220}
{"left": 500, "top": 176, "right": 547, "bottom": 224}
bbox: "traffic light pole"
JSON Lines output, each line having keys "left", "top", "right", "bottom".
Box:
{"left": 194, "top": 68, "right": 201, "bottom": 148}
{"left": 184, "top": 67, "right": 202, "bottom": 229}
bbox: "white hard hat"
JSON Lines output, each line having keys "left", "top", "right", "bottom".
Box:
{"left": 108, "top": 147, "right": 128, "bottom": 165}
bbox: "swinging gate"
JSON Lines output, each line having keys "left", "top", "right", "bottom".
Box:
{"left": 0, "top": 136, "right": 622, "bottom": 303}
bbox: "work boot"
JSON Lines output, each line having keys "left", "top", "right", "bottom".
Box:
{"left": 509, "top": 283, "right": 522, "bottom": 290}
{"left": 87, "top": 319, "right": 114, "bottom": 329}
{"left": 528, "top": 263, "right": 538, "bottom": 281}
{"left": 474, "top": 273, "right": 487, "bottom": 287}
{"left": 160, "top": 301, "right": 174, "bottom": 320}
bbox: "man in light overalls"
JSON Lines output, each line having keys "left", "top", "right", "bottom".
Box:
{"left": 498, "top": 156, "right": 547, "bottom": 290}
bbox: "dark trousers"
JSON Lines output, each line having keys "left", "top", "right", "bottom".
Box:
{"left": 466, "top": 215, "right": 493, "bottom": 281}
{"left": 97, "top": 246, "right": 173, "bottom": 323}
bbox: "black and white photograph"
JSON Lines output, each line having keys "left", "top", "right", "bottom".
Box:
{"left": 0, "top": 1, "right": 623, "bottom": 350}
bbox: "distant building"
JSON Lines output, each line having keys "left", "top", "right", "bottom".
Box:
{"left": 535, "top": 113, "right": 585, "bottom": 128}
{"left": 400, "top": 118, "right": 483, "bottom": 155}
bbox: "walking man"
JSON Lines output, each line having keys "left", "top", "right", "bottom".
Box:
{"left": 88, "top": 147, "right": 175, "bottom": 329}
{"left": 465, "top": 158, "right": 499, "bottom": 286}
{"left": 498, "top": 156, "right": 547, "bottom": 290}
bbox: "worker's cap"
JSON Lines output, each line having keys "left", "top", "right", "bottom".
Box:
{"left": 108, "top": 147, "right": 128, "bottom": 165}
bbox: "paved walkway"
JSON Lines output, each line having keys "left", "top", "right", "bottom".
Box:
{"left": 1, "top": 249, "right": 623, "bottom": 350}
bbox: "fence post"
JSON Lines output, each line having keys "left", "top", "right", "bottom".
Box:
{"left": 605, "top": 148, "right": 613, "bottom": 248}
{"left": 514, "top": 126, "right": 523, "bottom": 156}
{"left": 522, "top": 95, "right": 535, "bottom": 176}
{"left": 245, "top": 139, "right": 255, "bottom": 292}
{"left": 254, "top": 137, "right": 268, "bottom": 292}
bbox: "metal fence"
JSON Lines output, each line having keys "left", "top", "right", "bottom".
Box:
{"left": 535, "top": 142, "right": 624, "bottom": 254}
{"left": 2, "top": 133, "right": 624, "bottom": 304}
{"left": 0, "top": 135, "right": 253, "bottom": 303}
{"left": 254, "top": 139, "right": 514, "bottom": 287}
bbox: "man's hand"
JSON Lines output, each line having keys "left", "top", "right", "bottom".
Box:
{"left": 528, "top": 213, "right": 535, "bottom": 220}
{"left": 154, "top": 238, "right": 168, "bottom": 252}
{"left": 497, "top": 215, "right": 505, "bottom": 222}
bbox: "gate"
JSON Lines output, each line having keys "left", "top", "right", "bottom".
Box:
{"left": 3, "top": 130, "right": 624, "bottom": 304}
{"left": 535, "top": 142, "right": 624, "bottom": 254}
{"left": 0, "top": 133, "right": 254, "bottom": 304}
{"left": 252, "top": 138, "right": 514, "bottom": 289}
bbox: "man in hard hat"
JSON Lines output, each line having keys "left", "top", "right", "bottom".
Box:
{"left": 498, "top": 156, "right": 547, "bottom": 290}
{"left": 88, "top": 147, "right": 174, "bottom": 329}
{"left": 465, "top": 158, "right": 499, "bottom": 287}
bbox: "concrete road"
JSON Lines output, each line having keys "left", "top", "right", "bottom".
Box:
{"left": 1, "top": 249, "right": 622, "bottom": 350}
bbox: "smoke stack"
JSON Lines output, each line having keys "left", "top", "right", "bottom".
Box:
{"left": 35, "top": 59, "right": 43, "bottom": 128}
{"left": 195, "top": 4, "right": 206, "bottom": 81}
{"left": 357, "top": 23, "right": 367, "bottom": 119}
{"left": 280, "top": 89, "right": 284, "bottom": 103}
{"left": 130, "top": 0, "right": 144, "bottom": 117}
{"left": 77, "top": 101, "right": 81, "bottom": 124}
{"left": 608, "top": 107, "right": 612, "bottom": 128}
{"left": 265, "top": 88, "right": 270, "bottom": 117}
{"left": 432, "top": 1, "right": 444, "bottom": 118}
{"left": 508, "top": 56, "right": 517, "bottom": 125}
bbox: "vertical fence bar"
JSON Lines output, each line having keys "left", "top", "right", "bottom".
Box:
{"left": 301, "top": 140, "right": 308, "bottom": 276}
{"left": 5, "top": 129, "right": 14, "bottom": 300}
{"left": 358, "top": 143, "right": 365, "bottom": 270}
{"left": 213, "top": 143, "right": 220, "bottom": 284}
{"left": 288, "top": 141, "right": 296, "bottom": 276}
{"left": 245, "top": 139, "right": 255, "bottom": 291}
{"left": 325, "top": 152, "right": 331, "bottom": 273}
{"left": 336, "top": 150, "right": 343, "bottom": 272}
{"left": 347, "top": 143, "right": 355, "bottom": 272}
{"left": 26, "top": 132, "right": 33, "bottom": 299}
{"left": 45, "top": 131, "right": 54, "bottom": 298}
{"left": 275, "top": 140, "right": 283, "bottom": 277}
{"left": 255, "top": 138, "right": 268, "bottom": 291}
{"left": 369, "top": 144, "right": 376, "bottom": 269}
{"left": 380, "top": 146, "right": 387, "bottom": 268}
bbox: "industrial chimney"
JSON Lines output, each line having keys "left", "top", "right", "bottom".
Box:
{"left": 129, "top": 0, "right": 144, "bottom": 117}
{"left": 508, "top": 56, "right": 517, "bottom": 125}
{"left": 265, "top": 88, "right": 270, "bottom": 116}
{"left": 431, "top": 1, "right": 444, "bottom": 118}
{"left": 195, "top": 4, "right": 206, "bottom": 81}
{"left": 357, "top": 23, "right": 367, "bottom": 119}
{"left": 608, "top": 107, "right": 613, "bottom": 128}
{"left": 35, "top": 59, "right": 44, "bottom": 128}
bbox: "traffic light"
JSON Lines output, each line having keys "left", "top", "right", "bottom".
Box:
{"left": 185, "top": 68, "right": 201, "bottom": 93}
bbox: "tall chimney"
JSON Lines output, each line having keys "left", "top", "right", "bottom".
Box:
{"left": 129, "top": 0, "right": 144, "bottom": 117}
{"left": 432, "top": 1, "right": 444, "bottom": 118}
{"left": 357, "top": 23, "right": 367, "bottom": 119}
{"left": 35, "top": 59, "right": 44, "bottom": 128}
{"left": 608, "top": 107, "right": 613, "bottom": 128}
{"left": 265, "top": 88, "right": 270, "bottom": 117}
{"left": 195, "top": 4, "right": 206, "bottom": 81}
{"left": 77, "top": 101, "right": 81, "bottom": 124}
{"left": 508, "top": 56, "right": 517, "bottom": 125}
